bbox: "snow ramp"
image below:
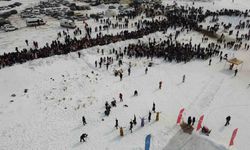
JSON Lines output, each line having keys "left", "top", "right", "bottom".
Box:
{"left": 163, "top": 131, "right": 227, "bottom": 150}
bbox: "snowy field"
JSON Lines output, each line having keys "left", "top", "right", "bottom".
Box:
{"left": 0, "top": 0, "right": 250, "bottom": 150}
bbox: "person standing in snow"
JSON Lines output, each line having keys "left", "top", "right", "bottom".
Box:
{"left": 140, "top": 117, "right": 145, "bottom": 127}
{"left": 152, "top": 103, "right": 156, "bottom": 113}
{"left": 119, "top": 93, "right": 123, "bottom": 102}
{"left": 192, "top": 117, "right": 196, "bottom": 126}
{"left": 115, "top": 119, "right": 119, "bottom": 129}
{"left": 145, "top": 67, "right": 148, "bottom": 74}
{"left": 82, "top": 116, "right": 86, "bottom": 125}
{"left": 129, "top": 120, "right": 133, "bottom": 133}
{"left": 225, "top": 116, "right": 231, "bottom": 126}
{"left": 128, "top": 67, "right": 131, "bottom": 76}
{"left": 133, "top": 115, "right": 137, "bottom": 125}
{"left": 78, "top": 52, "right": 81, "bottom": 58}
{"left": 120, "top": 73, "right": 123, "bottom": 81}
{"left": 148, "top": 111, "right": 152, "bottom": 122}
{"left": 159, "top": 81, "right": 162, "bottom": 89}
{"left": 234, "top": 69, "right": 238, "bottom": 76}
{"left": 209, "top": 59, "right": 212, "bottom": 66}
{"left": 182, "top": 75, "right": 186, "bottom": 83}
{"left": 25, "top": 40, "right": 29, "bottom": 46}
{"left": 95, "top": 61, "right": 97, "bottom": 68}
{"left": 187, "top": 116, "right": 192, "bottom": 126}
{"left": 134, "top": 90, "right": 138, "bottom": 96}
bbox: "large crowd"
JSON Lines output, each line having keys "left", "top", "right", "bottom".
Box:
{"left": 0, "top": 4, "right": 249, "bottom": 70}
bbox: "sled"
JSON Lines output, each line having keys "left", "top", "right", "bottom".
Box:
{"left": 180, "top": 122, "right": 194, "bottom": 134}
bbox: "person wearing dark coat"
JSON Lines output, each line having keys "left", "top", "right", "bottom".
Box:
{"left": 225, "top": 116, "right": 231, "bottom": 126}
{"left": 82, "top": 116, "right": 86, "bottom": 125}
{"left": 152, "top": 103, "right": 156, "bottom": 113}
{"left": 80, "top": 133, "right": 88, "bottom": 142}
{"left": 129, "top": 120, "right": 133, "bottom": 133}
{"left": 187, "top": 116, "right": 192, "bottom": 126}
{"left": 192, "top": 117, "right": 195, "bottom": 125}
{"left": 148, "top": 111, "right": 151, "bottom": 122}
{"left": 115, "top": 119, "right": 118, "bottom": 129}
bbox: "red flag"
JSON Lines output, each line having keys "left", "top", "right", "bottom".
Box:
{"left": 176, "top": 108, "right": 185, "bottom": 124}
{"left": 196, "top": 115, "right": 204, "bottom": 131}
{"left": 229, "top": 128, "right": 238, "bottom": 146}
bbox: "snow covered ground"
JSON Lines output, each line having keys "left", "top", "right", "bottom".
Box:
{"left": 0, "top": 0, "right": 250, "bottom": 150}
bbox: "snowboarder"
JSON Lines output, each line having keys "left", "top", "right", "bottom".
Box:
{"left": 209, "top": 59, "right": 212, "bottom": 66}
{"left": 187, "top": 116, "right": 192, "bottom": 126}
{"left": 145, "top": 67, "right": 148, "bottom": 74}
{"left": 148, "top": 111, "right": 151, "bottom": 122}
{"left": 128, "top": 67, "right": 131, "bottom": 76}
{"left": 82, "top": 116, "right": 86, "bottom": 125}
{"left": 225, "top": 116, "right": 231, "bottom": 126}
{"left": 129, "top": 120, "right": 133, "bottom": 133}
{"left": 133, "top": 115, "right": 137, "bottom": 125}
{"left": 182, "top": 75, "right": 186, "bottom": 83}
{"left": 152, "top": 103, "right": 156, "bottom": 113}
{"left": 119, "top": 93, "right": 123, "bottom": 102}
{"left": 80, "top": 133, "right": 88, "bottom": 142}
{"left": 192, "top": 117, "right": 195, "bottom": 126}
{"left": 234, "top": 69, "right": 238, "bottom": 76}
{"left": 115, "top": 118, "right": 118, "bottom": 129}
{"left": 159, "top": 81, "right": 162, "bottom": 89}
{"left": 134, "top": 90, "right": 138, "bottom": 96}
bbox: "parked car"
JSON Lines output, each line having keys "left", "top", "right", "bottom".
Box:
{"left": 60, "top": 19, "right": 76, "bottom": 28}
{"left": 1, "top": 24, "right": 18, "bottom": 32}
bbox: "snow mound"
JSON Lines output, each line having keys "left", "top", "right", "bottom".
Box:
{"left": 164, "top": 131, "right": 227, "bottom": 150}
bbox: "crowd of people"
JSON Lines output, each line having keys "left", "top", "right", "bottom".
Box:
{"left": 0, "top": 4, "right": 249, "bottom": 70}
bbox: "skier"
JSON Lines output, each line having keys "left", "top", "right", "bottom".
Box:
{"left": 209, "top": 59, "right": 212, "bottom": 66}
{"left": 115, "top": 118, "right": 118, "bottom": 129}
{"left": 220, "top": 56, "right": 223, "bottom": 62}
{"left": 82, "top": 116, "right": 86, "bottom": 125}
{"left": 192, "top": 117, "right": 196, "bottom": 126}
{"left": 119, "top": 93, "right": 123, "bottom": 102}
{"left": 148, "top": 111, "right": 151, "bottom": 122}
{"left": 145, "top": 67, "right": 148, "bottom": 74}
{"left": 187, "top": 116, "right": 192, "bottom": 126}
{"left": 182, "top": 74, "right": 186, "bottom": 83}
{"left": 128, "top": 67, "right": 131, "bottom": 76}
{"left": 152, "top": 102, "right": 156, "bottom": 113}
{"left": 234, "top": 69, "right": 238, "bottom": 76}
{"left": 80, "top": 133, "right": 88, "bottom": 142}
{"left": 133, "top": 115, "right": 137, "bottom": 125}
{"left": 159, "top": 81, "right": 162, "bottom": 89}
{"left": 129, "top": 120, "right": 133, "bottom": 133}
{"left": 225, "top": 116, "right": 231, "bottom": 126}
{"left": 111, "top": 99, "right": 116, "bottom": 107}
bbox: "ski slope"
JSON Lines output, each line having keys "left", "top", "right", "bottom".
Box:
{"left": 0, "top": 0, "right": 250, "bottom": 150}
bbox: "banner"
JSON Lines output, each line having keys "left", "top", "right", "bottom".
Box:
{"left": 196, "top": 115, "right": 204, "bottom": 131}
{"left": 145, "top": 134, "right": 151, "bottom": 150}
{"left": 229, "top": 128, "right": 238, "bottom": 146}
{"left": 176, "top": 108, "right": 185, "bottom": 124}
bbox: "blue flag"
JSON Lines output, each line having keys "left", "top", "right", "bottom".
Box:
{"left": 145, "top": 134, "right": 151, "bottom": 150}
